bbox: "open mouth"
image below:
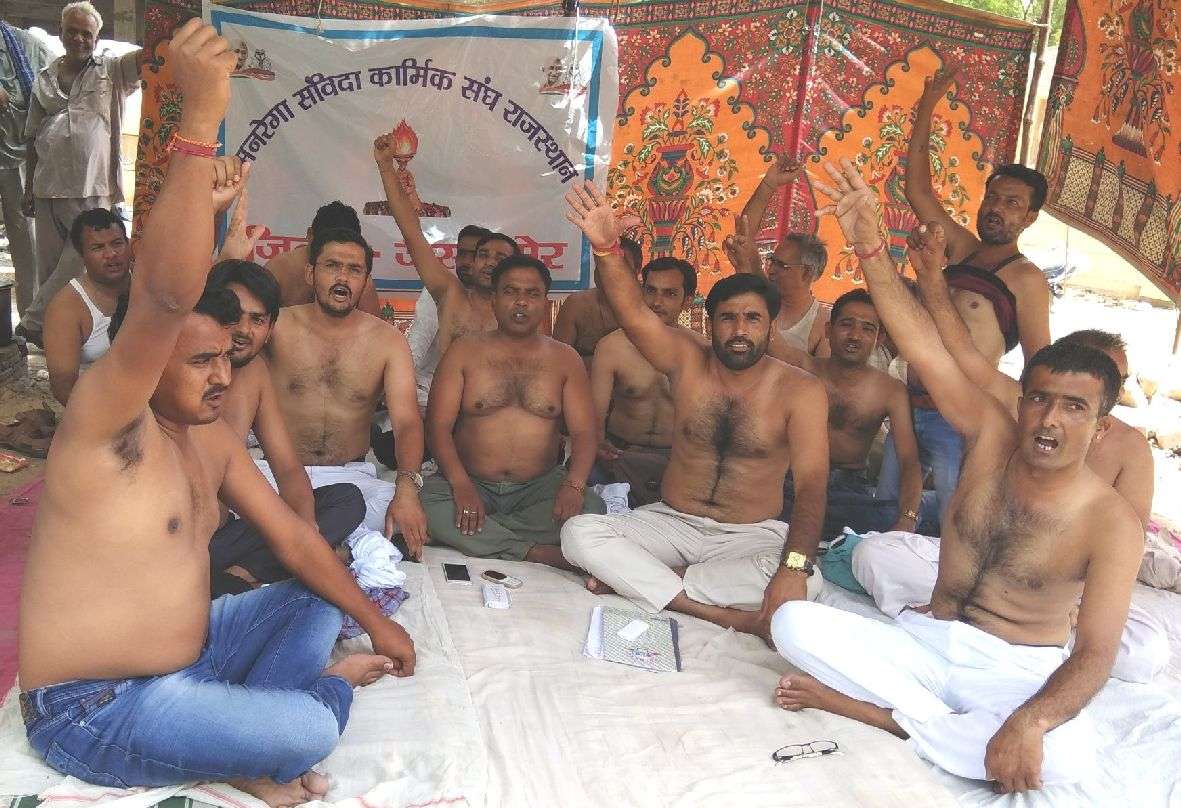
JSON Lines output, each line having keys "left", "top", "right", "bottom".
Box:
{"left": 1033, "top": 434, "right": 1059, "bottom": 453}
{"left": 329, "top": 284, "right": 351, "bottom": 302}
{"left": 727, "top": 340, "right": 753, "bottom": 354}
{"left": 842, "top": 341, "right": 862, "bottom": 354}
{"left": 510, "top": 310, "right": 528, "bottom": 322}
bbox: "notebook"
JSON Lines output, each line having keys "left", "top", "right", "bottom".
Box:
{"left": 584, "top": 605, "right": 681, "bottom": 673}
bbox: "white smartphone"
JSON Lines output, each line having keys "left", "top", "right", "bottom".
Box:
{"left": 481, "top": 569, "right": 523, "bottom": 589}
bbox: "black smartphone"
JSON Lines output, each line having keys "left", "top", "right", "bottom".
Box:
{"left": 443, "top": 562, "right": 472, "bottom": 584}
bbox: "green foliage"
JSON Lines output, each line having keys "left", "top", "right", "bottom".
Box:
{"left": 945, "top": 0, "right": 1066, "bottom": 44}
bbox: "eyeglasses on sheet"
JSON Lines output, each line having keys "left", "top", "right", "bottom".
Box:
{"left": 771, "top": 739, "right": 840, "bottom": 763}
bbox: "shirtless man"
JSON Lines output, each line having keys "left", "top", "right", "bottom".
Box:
{"left": 422, "top": 255, "right": 605, "bottom": 568}
{"left": 553, "top": 235, "right": 643, "bottom": 365}
{"left": 43, "top": 207, "right": 131, "bottom": 405}
{"left": 264, "top": 200, "right": 380, "bottom": 315}
{"left": 770, "top": 159, "right": 1143, "bottom": 793}
{"left": 767, "top": 289, "right": 923, "bottom": 540}
{"left": 591, "top": 257, "right": 700, "bottom": 507}
{"left": 265, "top": 226, "right": 429, "bottom": 554}
{"left": 375, "top": 136, "right": 519, "bottom": 356}
{"left": 561, "top": 182, "right": 829, "bottom": 636}
{"left": 18, "top": 23, "right": 413, "bottom": 804}
{"left": 734, "top": 154, "right": 831, "bottom": 355}
{"left": 204, "top": 259, "right": 364, "bottom": 595}
{"left": 853, "top": 221, "right": 1166, "bottom": 684}
{"left": 907, "top": 66, "right": 1050, "bottom": 361}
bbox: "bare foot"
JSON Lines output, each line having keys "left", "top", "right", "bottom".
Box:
{"left": 324, "top": 654, "right": 393, "bottom": 687}
{"left": 774, "top": 673, "right": 841, "bottom": 712}
{"left": 585, "top": 577, "right": 616, "bottom": 595}
{"left": 230, "top": 772, "right": 330, "bottom": 807}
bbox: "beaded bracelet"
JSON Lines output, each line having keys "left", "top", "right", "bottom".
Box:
{"left": 167, "top": 131, "right": 221, "bottom": 158}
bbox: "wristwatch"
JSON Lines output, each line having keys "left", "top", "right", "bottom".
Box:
{"left": 781, "top": 551, "right": 815, "bottom": 575}
{"left": 396, "top": 470, "right": 424, "bottom": 491}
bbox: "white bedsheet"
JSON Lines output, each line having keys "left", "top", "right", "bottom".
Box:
{"left": 818, "top": 581, "right": 1181, "bottom": 807}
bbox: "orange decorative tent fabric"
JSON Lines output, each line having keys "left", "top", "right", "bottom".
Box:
{"left": 137, "top": 0, "right": 1035, "bottom": 298}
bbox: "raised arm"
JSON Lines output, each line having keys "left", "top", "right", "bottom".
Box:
{"left": 910, "top": 222, "right": 1018, "bottom": 410}
{"left": 815, "top": 159, "right": 993, "bottom": 441}
{"left": 553, "top": 347, "right": 598, "bottom": 523}
{"left": 722, "top": 214, "right": 764, "bottom": 277}
{"left": 984, "top": 503, "right": 1143, "bottom": 793}
{"left": 904, "top": 67, "right": 977, "bottom": 259}
{"left": 59, "top": 20, "right": 237, "bottom": 442}
{"left": 381, "top": 324, "right": 428, "bottom": 556}
{"left": 565, "top": 182, "right": 701, "bottom": 377}
{"left": 251, "top": 358, "right": 316, "bottom": 525}
{"left": 373, "top": 137, "right": 459, "bottom": 303}
{"left": 42, "top": 292, "right": 84, "bottom": 406}
{"left": 739, "top": 153, "right": 804, "bottom": 238}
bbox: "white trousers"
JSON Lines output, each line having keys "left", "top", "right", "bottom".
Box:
{"left": 561, "top": 501, "right": 823, "bottom": 613}
{"left": 852, "top": 531, "right": 1169, "bottom": 684}
{"left": 253, "top": 459, "right": 395, "bottom": 536}
{"left": 772, "top": 601, "right": 1097, "bottom": 784}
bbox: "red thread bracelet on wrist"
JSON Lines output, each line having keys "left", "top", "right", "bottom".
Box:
{"left": 167, "top": 131, "right": 221, "bottom": 158}
{"left": 592, "top": 239, "right": 622, "bottom": 258}
{"left": 853, "top": 240, "right": 887, "bottom": 261}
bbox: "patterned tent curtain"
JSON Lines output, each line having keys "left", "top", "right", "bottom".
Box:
{"left": 1037, "top": 0, "right": 1181, "bottom": 303}
{"left": 138, "top": 0, "right": 1034, "bottom": 298}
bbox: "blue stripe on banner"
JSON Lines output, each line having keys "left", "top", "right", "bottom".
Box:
{"left": 210, "top": 9, "right": 606, "bottom": 291}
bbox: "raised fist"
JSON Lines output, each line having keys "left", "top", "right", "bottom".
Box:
{"left": 169, "top": 18, "right": 237, "bottom": 132}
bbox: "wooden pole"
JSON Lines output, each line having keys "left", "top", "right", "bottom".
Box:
{"left": 1172, "top": 308, "right": 1181, "bottom": 356}
{"left": 1020, "top": 0, "right": 1055, "bottom": 165}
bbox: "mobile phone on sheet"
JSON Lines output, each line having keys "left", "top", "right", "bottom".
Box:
{"left": 482, "top": 570, "right": 523, "bottom": 589}
{"left": 443, "top": 562, "right": 472, "bottom": 584}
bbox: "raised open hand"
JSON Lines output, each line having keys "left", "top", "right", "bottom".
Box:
{"left": 565, "top": 182, "right": 622, "bottom": 250}
{"left": 760, "top": 152, "right": 805, "bottom": 189}
{"left": 812, "top": 158, "right": 883, "bottom": 250}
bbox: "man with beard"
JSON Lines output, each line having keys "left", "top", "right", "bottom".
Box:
{"left": 561, "top": 183, "right": 829, "bottom": 636}
{"left": 553, "top": 235, "right": 643, "bottom": 366}
{"left": 421, "top": 255, "right": 605, "bottom": 568}
{"left": 375, "top": 137, "right": 519, "bottom": 356}
{"left": 265, "top": 227, "right": 430, "bottom": 556}
{"left": 407, "top": 223, "right": 491, "bottom": 413}
{"left": 906, "top": 66, "right": 1050, "bottom": 361}
{"left": 770, "top": 158, "right": 1141, "bottom": 794}
{"left": 852, "top": 221, "right": 1167, "bottom": 685}
{"left": 591, "top": 257, "right": 704, "bottom": 507}
{"left": 264, "top": 201, "right": 381, "bottom": 316}
{"left": 202, "top": 259, "right": 365, "bottom": 596}
{"left": 19, "top": 23, "right": 414, "bottom": 804}
{"left": 767, "top": 289, "right": 923, "bottom": 539}
{"left": 43, "top": 207, "right": 131, "bottom": 404}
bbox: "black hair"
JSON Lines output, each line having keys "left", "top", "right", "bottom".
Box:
{"left": 492, "top": 255, "right": 552, "bottom": 292}
{"left": 830, "top": 289, "right": 876, "bottom": 323}
{"left": 641, "top": 257, "right": 697, "bottom": 298}
{"left": 310, "top": 201, "right": 361, "bottom": 235}
{"left": 308, "top": 227, "right": 374, "bottom": 274}
{"left": 620, "top": 236, "right": 643, "bottom": 271}
{"left": 1020, "top": 342, "right": 1122, "bottom": 417}
{"left": 457, "top": 224, "right": 493, "bottom": 242}
{"left": 207, "top": 259, "right": 280, "bottom": 323}
{"left": 986, "top": 164, "right": 1049, "bottom": 212}
{"left": 107, "top": 286, "right": 241, "bottom": 341}
{"left": 705, "top": 273, "right": 781, "bottom": 320}
{"left": 1056, "top": 329, "right": 1127, "bottom": 356}
{"left": 70, "top": 208, "right": 126, "bottom": 253}
{"left": 477, "top": 232, "right": 521, "bottom": 256}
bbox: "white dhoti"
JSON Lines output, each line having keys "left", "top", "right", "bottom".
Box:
{"left": 561, "top": 501, "right": 823, "bottom": 613}
{"left": 771, "top": 601, "right": 1097, "bottom": 784}
{"left": 253, "top": 459, "right": 395, "bottom": 537}
{"left": 851, "top": 531, "right": 1169, "bottom": 684}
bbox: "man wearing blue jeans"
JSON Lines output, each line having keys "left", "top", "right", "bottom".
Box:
{"left": 18, "top": 24, "right": 416, "bottom": 808}
{"left": 875, "top": 405, "right": 962, "bottom": 536}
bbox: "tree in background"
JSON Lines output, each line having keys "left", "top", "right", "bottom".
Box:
{"left": 948, "top": 0, "right": 1065, "bottom": 44}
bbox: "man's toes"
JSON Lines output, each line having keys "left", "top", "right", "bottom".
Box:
{"left": 301, "top": 771, "right": 330, "bottom": 797}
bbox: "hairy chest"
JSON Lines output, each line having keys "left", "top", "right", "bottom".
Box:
{"left": 464, "top": 355, "right": 563, "bottom": 419}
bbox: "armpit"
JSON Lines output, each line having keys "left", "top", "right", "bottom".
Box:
{"left": 111, "top": 415, "right": 145, "bottom": 471}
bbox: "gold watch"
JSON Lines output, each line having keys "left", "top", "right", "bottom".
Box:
{"left": 782, "top": 551, "right": 815, "bottom": 575}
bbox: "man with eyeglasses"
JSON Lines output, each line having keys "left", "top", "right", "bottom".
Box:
{"left": 375, "top": 137, "right": 520, "bottom": 361}
{"left": 265, "top": 227, "right": 430, "bottom": 559}
{"left": 734, "top": 154, "right": 832, "bottom": 356}
{"left": 264, "top": 200, "right": 381, "bottom": 316}
{"left": 853, "top": 222, "right": 1166, "bottom": 686}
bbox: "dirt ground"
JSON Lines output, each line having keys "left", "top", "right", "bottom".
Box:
{"left": 0, "top": 350, "right": 57, "bottom": 497}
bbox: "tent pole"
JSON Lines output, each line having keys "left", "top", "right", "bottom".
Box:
{"left": 1173, "top": 308, "right": 1181, "bottom": 356}
{"left": 1020, "top": 0, "right": 1055, "bottom": 165}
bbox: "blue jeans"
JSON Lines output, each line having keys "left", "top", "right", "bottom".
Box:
{"left": 876, "top": 407, "right": 964, "bottom": 536}
{"left": 782, "top": 468, "right": 901, "bottom": 542}
{"left": 22, "top": 581, "right": 354, "bottom": 788}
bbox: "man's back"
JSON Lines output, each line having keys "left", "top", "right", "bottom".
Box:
{"left": 267, "top": 304, "right": 390, "bottom": 465}
{"left": 554, "top": 288, "right": 618, "bottom": 360}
